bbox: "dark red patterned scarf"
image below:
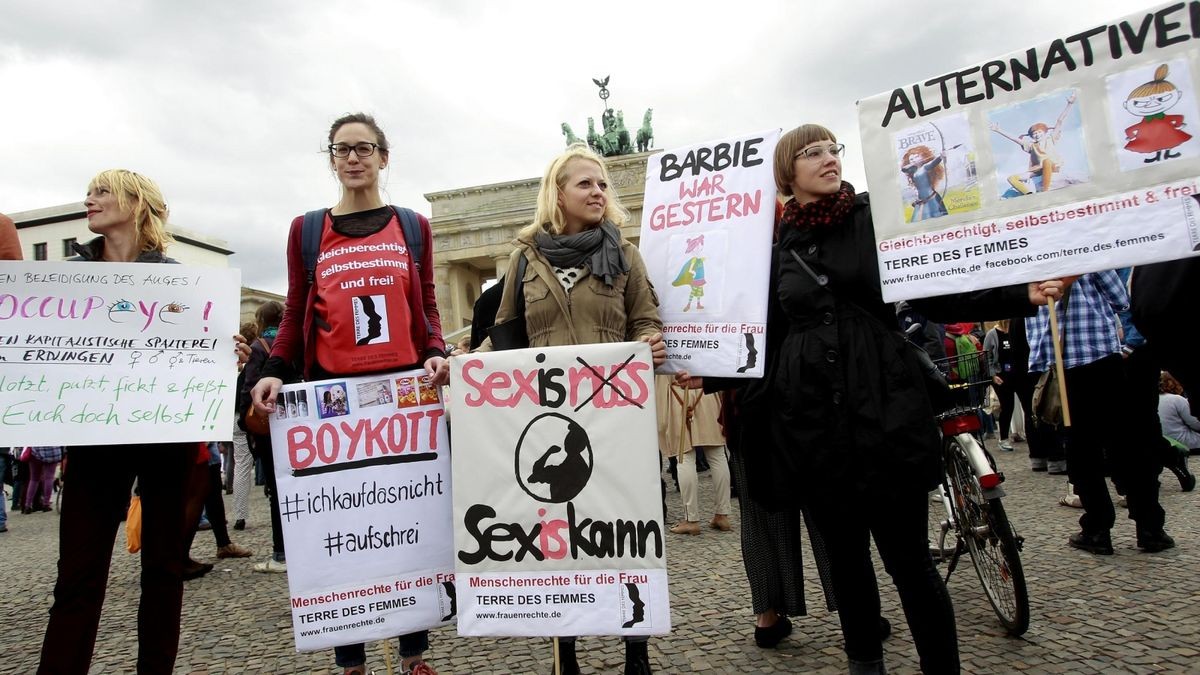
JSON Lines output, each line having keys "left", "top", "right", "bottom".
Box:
{"left": 779, "top": 181, "right": 856, "bottom": 232}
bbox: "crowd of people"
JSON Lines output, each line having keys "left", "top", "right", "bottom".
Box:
{"left": 2, "top": 113, "right": 1197, "bottom": 675}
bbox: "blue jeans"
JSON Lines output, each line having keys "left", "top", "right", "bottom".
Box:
{"left": 334, "top": 631, "right": 429, "bottom": 667}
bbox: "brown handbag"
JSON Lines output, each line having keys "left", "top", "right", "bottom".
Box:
{"left": 241, "top": 338, "right": 273, "bottom": 435}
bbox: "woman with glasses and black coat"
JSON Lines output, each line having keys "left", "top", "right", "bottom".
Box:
{"left": 251, "top": 113, "right": 447, "bottom": 675}
{"left": 681, "top": 124, "right": 1067, "bottom": 674}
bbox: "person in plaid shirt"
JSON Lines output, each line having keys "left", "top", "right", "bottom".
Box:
{"left": 1026, "top": 271, "right": 1174, "bottom": 555}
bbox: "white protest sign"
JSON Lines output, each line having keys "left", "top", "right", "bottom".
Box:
{"left": 639, "top": 130, "right": 779, "bottom": 377}
{"left": 448, "top": 342, "right": 669, "bottom": 637}
{"left": 270, "top": 370, "right": 454, "bottom": 652}
{"left": 0, "top": 261, "right": 239, "bottom": 445}
{"left": 858, "top": 2, "right": 1200, "bottom": 302}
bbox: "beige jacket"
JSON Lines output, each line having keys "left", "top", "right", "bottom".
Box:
{"left": 656, "top": 374, "right": 725, "bottom": 457}
{"left": 478, "top": 235, "right": 662, "bottom": 350}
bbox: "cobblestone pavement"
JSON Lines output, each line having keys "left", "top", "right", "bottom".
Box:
{"left": 2, "top": 441, "right": 1198, "bottom": 674}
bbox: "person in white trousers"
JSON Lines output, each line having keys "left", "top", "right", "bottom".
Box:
{"left": 657, "top": 375, "right": 732, "bottom": 534}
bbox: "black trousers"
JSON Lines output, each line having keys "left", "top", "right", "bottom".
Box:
{"left": 1065, "top": 354, "right": 1165, "bottom": 536}
{"left": 252, "top": 433, "right": 285, "bottom": 557}
{"left": 184, "top": 462, "right": 232, "bottom": 552}
{"left": 807, "top": 489, "right": 959, "bottom": 673}
{"left": 39, "top": 444, "right": 191, "bottom": 675}
{"left": 994, "top": 372, "right": 1035, "bottom": 443}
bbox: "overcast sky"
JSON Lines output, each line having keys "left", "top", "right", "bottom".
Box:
{"left": 1, "top": 0, "right": 1147, "bottom": 294}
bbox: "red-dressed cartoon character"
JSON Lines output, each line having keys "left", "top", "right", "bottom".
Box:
{"left": 1124, "top": 63, "right": 1192, "bottom": 164}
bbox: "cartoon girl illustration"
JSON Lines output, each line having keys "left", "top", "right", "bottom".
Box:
{"left": 671, "top": 234, "right": 706, "bottom": 312}
{"left": 990, "top": 93, "right": 1076, "bottom": 195}
{"left": 1124, "top": 64, "right": 1192, "bottom": 163}
{"left": 900, "top": 144, "right": 947, "bottom": 222}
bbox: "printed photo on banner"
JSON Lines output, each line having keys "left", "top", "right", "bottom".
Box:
{"left": 316, "top": 382, "right": 350, "bottom": 419}
{"left": 639, "top": 129, "right": 779, "bottom": 378}
{"left": 448, "top": 342, "right": 670, "bottom": 638}
{"left": 269, "top": 369, "right": 454, "bottom": 652}
{"left": 893, "top": 113, "right": 980, "bottom": 223}
{"left": 0, "top": 261, "right": 241, "bottom": 446}
{"left": 357, "top": 378, "right": 394, "bottom": 407}
{"left": 987, "top": 90, "right": 1090, "bottom": 199}
{"left": 1106, "top": 59, "right": 1199, "bottom": 171}
{"left": 857, "top": 2, "right": 1200, "bottom": 302}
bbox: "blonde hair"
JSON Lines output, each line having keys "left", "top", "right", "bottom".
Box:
{"left": 87, "top": 169, "right": 174, "bottom": 254}
{"left": 774, "top": 124, "right": 837, "bottom": 197}
{"left": 521, "top": 143, "right": 628, "bottom": 237}
{"left": 1129, "top": 64, "right": 1178, "bottom": 99}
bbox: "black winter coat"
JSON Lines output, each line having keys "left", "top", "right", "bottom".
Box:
{"left": 727, "top": 194, "right": 1033, "bottom": 506}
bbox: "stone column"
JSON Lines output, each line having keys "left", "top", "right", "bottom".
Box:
{"left": 433, "top": 262, "right": 453, "bottom": 332}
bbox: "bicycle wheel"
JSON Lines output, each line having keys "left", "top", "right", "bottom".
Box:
{"left": 944, "top": 437, "right": 1031, "bottom": 636}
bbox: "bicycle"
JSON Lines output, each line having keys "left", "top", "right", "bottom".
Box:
{"left": 927, "top": 353, "right": 1030, "bottom": 636}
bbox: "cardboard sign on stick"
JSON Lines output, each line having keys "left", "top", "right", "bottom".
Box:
{"left": 449, "top": 342, "right": 670, "bottom": 637}
{"left": 858, "top": 2, "right": 1200, "bottom": 301}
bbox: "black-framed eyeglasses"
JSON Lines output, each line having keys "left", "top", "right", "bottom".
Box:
{"left": 328, "top": 142, "right": 381, "bottom": 158}
{"left": 795, "top": 143, "right": 845, "bottom": 161}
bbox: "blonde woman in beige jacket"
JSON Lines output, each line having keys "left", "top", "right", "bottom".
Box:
{"left": 476, "top": 143, "right": 665, "bottom": 675}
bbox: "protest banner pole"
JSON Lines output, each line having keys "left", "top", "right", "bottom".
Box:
{"left": 1046, "top": 296, "right": 1072, "bottom": 428}
{"left": 553, "top": 638, "right": 561, "bottom": 675}
{"left": 383, "top": 640, "right": 395, "bottom": 675}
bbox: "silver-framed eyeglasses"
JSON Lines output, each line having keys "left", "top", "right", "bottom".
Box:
{"left": 328, "top": 142, "right": 381, "bottom": 158}
{"left": 795, "top": 143, "right": 845, "bottom": 161}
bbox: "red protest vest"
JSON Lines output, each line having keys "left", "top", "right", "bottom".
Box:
{"left": 311, "top": 212, "right": 418, "bottom": 374}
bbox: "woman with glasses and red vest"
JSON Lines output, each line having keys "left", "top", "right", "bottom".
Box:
{"left": 250, "top": 113, "right": 447, "bottom": 675}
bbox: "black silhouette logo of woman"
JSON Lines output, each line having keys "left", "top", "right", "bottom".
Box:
{"left": 516, "top": 413, "right": 594, "bottom": 503}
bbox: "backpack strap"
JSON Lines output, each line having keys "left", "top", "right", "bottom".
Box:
{"left": 391, "top": 206, "right": 423, "bottom": 271}
{"left": 513, "top": 251, "right": 529, "bottom": 320}
{"left": 390, "top": 205, "right": 434, "bottom": 345}
{"left": 301, "top": 209, "right": 326, "bottom": 283}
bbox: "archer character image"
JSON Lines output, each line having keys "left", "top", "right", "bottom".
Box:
{"left": 1124, "top": 64, "right": 1192, "bottom": 163}
{"left": 900, "top": 144, "right": 947, "bottom": 222}
{"left": 990, "top": 93, "right": 1077, "bottom": 195}
{"left": 672, "top": 234, "right": 707, "bottom": 312}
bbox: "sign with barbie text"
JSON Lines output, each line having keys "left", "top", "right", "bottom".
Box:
{"left": 270, "top": 369, "right": 454, "bottom": 652}
{"left": 448, "top": 342, "right": 669, "bottom": 637}
{"left": 639, "top": 129, "right": 779, "bottom": 377}
{"left": 0, "top": 261, "right": 240, "bottom": 445}
{"left": 858, "top": 2, "right": 1200, "bottom": 301}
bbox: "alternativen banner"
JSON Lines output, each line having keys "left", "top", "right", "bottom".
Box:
{"left": 858, "top": 2, "right": 1200, "bottom": 302}
{"left": 0, "top": 261, "right": 239, "bottom": 445}
{"left": 270, "top": 370, "right": 454, "bottom": 652}
{"left": 639, "top": 130, "right": 779, "bottom": 377}
{"left": 448, "top": 342, "right": 669, "bottom": 637}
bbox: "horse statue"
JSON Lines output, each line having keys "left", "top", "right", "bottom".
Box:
{"left": 636, "top": 108, "right": 654, "bottom": 152}
{"left": 614, "top": 110, "right": 632, "bottom": 155}
{"left": 561, "top": 122, "right": 581, "bottom": 146}
{"left": 586, "top": 117, "right": 600, "bottom": 153}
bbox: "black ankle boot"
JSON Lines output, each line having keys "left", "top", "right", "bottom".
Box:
{"left": 1168, "top": 454, "right": 1195, "bottom": 492}
{"left": 624, "top": 640, "right": 652, "bottom": 675}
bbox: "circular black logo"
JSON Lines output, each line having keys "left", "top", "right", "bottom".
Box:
{"left": 515, "top": 412, "right": 594, "bottom": 503}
